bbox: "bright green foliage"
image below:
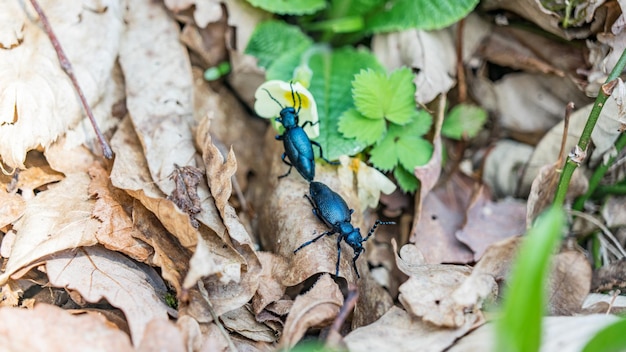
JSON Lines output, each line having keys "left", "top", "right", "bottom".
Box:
{"left": 441, "top": 103, "right": 488, "bottom": 140}
{"left": 337, "top": 108, "right": 386, "bottom": 144}
{"left": 369, "top": 114, "right": 433, "bottom": 170}
{"left": 582, "top": 318, "right": 626, "bottom": 352}
{"left": 352, "top": 68, "right": 417, "bottom": 125}
{"left": 394, "top": 166, "right": 420, "bottom": 193}
{"left": 325, "top": 0, "right": 384, "bottom": 17}
{"left": 365, "top": 0, "right": 480, "bottom": 33}
{"left": 244, "top": 21, "right": 312, "bottom": 70}
{"left": 496, "top": 206, "right": 565, "bottom": 352}
{"left": 246, "top": 0, "right": 326, "bottom": 15}
{"left": 306, "top": 48, "right": 385, "bottom": 160}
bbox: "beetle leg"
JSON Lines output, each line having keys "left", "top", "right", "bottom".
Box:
{"left": 336, "top": 236, "right": 342, "bottom": 277}
{"left": 352, "top": 253, "right": 360, "bottom": 279}
{"left": 293, "top": 230, "right": 335, "bottom": 253}
{"left": 278, "top": 153, "right": 293, "bottom": 178}
{"left": 311, "top": 140, "right": 340, "bottom": 165}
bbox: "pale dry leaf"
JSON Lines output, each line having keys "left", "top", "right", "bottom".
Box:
{"left": 0, "top": 0, "right": 122, "bottom": 168}
{"left": 88, "top": 164, "right": 153, "bottom": 262}
{"left": 223, "top": 0, "right": 270, "bottom": 53}
{"left": 372, "top": 29, "right": 456, "bottom": 104}
{"left": 0, "top": 188, "right": 24, "bottom": 229}
{"left": 251, "top": 252, "right": 289, "bottom": 316}
{"left": 280, "top": 274, "right": 343, "bottom": 349}
{"left": 164, "top": 0, "right": 223, "bottom": 28}
{"left": 182, "top": 23, "right": 228, "bottom": 69}
{"left": 583, "top": 293, "right": 626, "bottom": 314}
{"left": 449, "top": 314, "right": 620, "bottom": 352}
{"left": 137, "top": 318, "right": 186, "bottom": 352}
{"left": 221, "top": 305, "right": 276, "bottom": 343}
{"left": 602, "top": 196, "right": 626, "bottom": 228}
{"left": 0, "top": 304, "right": 133, "bottom": 351}
{"left": 548, "top": 249, "right": 592, "bottom": 315}
{"left": 0, "top": 152, "right": 64, "bottom": 198}
{"left": 345, "top": 306, "right": 475, "bottom": 352}
{"left": 483, "top": 140, "right": 534, "bottom": 198}
{"left": 456, "top": 197, "right": 526, "bottom": 261}
{"left": 410, "top": 173, "right": 477, "bottom": 264}
{"left": 118, "top": 0, "right": 196, "bottom": 197}
{"left": 0, "top": 173, "right": 99, "bottom": 285}
{"left": 46, "top": 246, "right": 172, "bottom": 346}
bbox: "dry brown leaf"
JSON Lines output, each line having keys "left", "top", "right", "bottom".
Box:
{"left": 449, "top": 314, "right": 620, "bottom": 352}
{"left": 88, "top": 164, "right": 153, "bottom": 262}
{"left": 182, "top": 21, "right": 228, "bottom": 68}
{"left": 164, "top": 0, "right": 223, "bottom": 28}
{"left": 279, "top": 274, "right": 343, "bottom": 349}
{"left": 548, "top": 249, "right": 592, "bottom": 315}
{"left": 0, "top": 304, "right": 133, "bottom": 351}
{"left": 0, "top": 1, "right": 122, "bottom": 168}
{"left": 137, "top": 318, "right": 186, "bottom": 352}
{"left": 591, "top": 257, "right": 626, "bottom": 292}
{"left": 601, "top": 196, "right": 626, "bottom": 227}
{"left": 456, "top": 197, "right": 526, "bottom": 261}
{"left": 482, "top": 140, "right": 535, "bottom": 197}
{"left": 0, "top": 151, "right": 64, "bottom": 198}
{"left": 221, "top": 305, "right": 276, "bottom": 342}
{"left": 118, "top": 0, "right": 196, "bottom": 197}
{"left": 0, "top": 188, "right": 24, "bottom": 229}
{"left": 46, "top": 246, "right": 172, "bottom": 346}
{"left": 410, "top": 173, "right": 477, "bottom": 264}
{"left": 252, "top": 252, "right": 289, "bottom": 316}
{"left": 344, "top": 306, "right": 475, "bottom": 352}
{"left": 0, "top": 173, "right": 99, "bottom": 285}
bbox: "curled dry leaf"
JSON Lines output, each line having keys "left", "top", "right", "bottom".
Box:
{"left": 252, "top": 252, "right": 289, "bottom": 318}
{"left": 548, "top": 249, "right": 592, "bottom": 315}
{"left": 483, "top": 140, "right": 534, "bottom": 198}
{"left": 410, "top": 172, "right": 477, "bottom": 264}
{"left": 46, "top": 246, "right": 172, "bottom": 346}
{"left": 88, "top": 163, "right": 191, "bottom": 295}
{"left": 344, "top": 306, "right": 475, "bottom": 352}
{"left": 0, "top": 188, "right": 24, "bottom": 230}
{"left": 0, "top": 173, "right": 99, "bottom": 285}
{"left": 0, "top": 0, "right": 122, "bottom": 168}
{"left": 221, "top": 305, "right": 276, "bottom": 342}
{"left": 0, "top": 304, "right": 133, "bottom": 351}
{"left": 118, "top": 0, "right": 196, "bottom": 197}
{"left": 279, "top": 274, "right": 343, "bottom": 349}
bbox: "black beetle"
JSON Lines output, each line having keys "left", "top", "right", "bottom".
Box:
{"left": 263, "top": 84, "right": 337, "bottom": 182}
{"left": 294, "top": 181, "right": 395, "bottom": 278}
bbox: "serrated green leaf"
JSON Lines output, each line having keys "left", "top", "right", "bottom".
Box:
{"left": 410, "top": 109, "right": 435, "bottom": 136}
{"left": 246, "top": 0, "right": 326, "bottom": 15}
{"left": 365, "top": 0, "right": 479, "bottom": 33}
{"left": 352, "top": 68, "right": 416, "bottom": 125}
{"left": 308, "top": 47, "right": 385, "bottom": 160}
{"left": 338, "top": 108, "right": 387, "bottom": 144}
{"left": 369, "top": 133, "right": 398, "bottom": 171}
{"left": 396, "top": 136, "right": 433, "bottom": 170}
{"left": 441, "top": 103, "right": 488, "bottom": 140}
{"left": 245, "top": 21, "right": 312, "bottom": 69}
{"left": 394, "top": 166, "right": 419, "bottom": 193}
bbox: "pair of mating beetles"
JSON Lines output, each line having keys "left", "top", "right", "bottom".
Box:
{"left": 263, "top": 83, "right": 394, "bottom": 278}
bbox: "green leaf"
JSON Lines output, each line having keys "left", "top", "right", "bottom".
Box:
{"left": 308, "top": 47, "right": 385, "bottom": 160}
{"left": 244, "top": 21, "right": 312, "bottom": 69}
{"left": 369, "top": 116, "right": 433, "bottom": 171}
{"left": 338, "top": 108, "right": 387, "bottom": 144}
{"left": 496, "top": 206, "right": 565, "bottom": 352}
{"left": 394, "top": 166, "right": 419, "bottom": 193}
{"left": 352, "top": 68, "right": 416, "bottom": 125}
{"left": 326, "top": 0, "right": 385, "bottom": 17}
{"left": 246, "top": 0, "right": 326, "bottom": 15}
{"left": 365, "top": 0, "right": 480, "bottom": 33}
{"left": 582, "top": 319, "right": 626, "bottom": 352}
{"left": 441, "top": 104, "right": 488, "bottom": 140}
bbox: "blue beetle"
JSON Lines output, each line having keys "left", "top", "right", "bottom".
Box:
{"left": 294, "top": 181, "right": 395, "bottom": 278}
{"left": 263, "top": 84, "right": 336, "bottom": 182}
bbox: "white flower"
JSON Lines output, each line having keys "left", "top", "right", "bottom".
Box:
{"left": 254, "top": 80, "right": 319, "bottom": 138}
{"left": 338, "top": 155, "right": 397, "bottom": 210}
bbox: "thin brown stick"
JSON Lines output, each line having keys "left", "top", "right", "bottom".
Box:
{"left": 455, "top": 19, "right": 467, "bottom": 103}
{"left": 28, "top": 0, "right": 113, "bottom": 159}
{"left": 557, "top": 102, "right": 575, "bottom": 167}
{"left": 325, "top": 284, "right": 359, "bottom": 347}
{"left": 198, "top": 280, "right": 238, "bottom": 352}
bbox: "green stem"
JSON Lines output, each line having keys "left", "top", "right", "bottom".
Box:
{"left": 593, "top": 184, "right": 626, "bottom": 198}
{"left": 553, "top": 48, "right": 626, "bottom": 207}
{"left": 573, "top": 132, "right": 626, "bottom": 209}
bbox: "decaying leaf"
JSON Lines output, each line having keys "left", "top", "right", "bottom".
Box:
{"left": 548, "top": 248, "right": 592, "bottom": 315}
{"left": 345, "top": 306, "right": 475, "bottom": 352}
{"left": 279, "top": 274, "right": 343, "bottom": 349}
{"left": 0, "top": 304, "right": 133, "bottom": 351}
{"left": 46, "top": 246, "right": 172, "bottom": 346}
{"left": 591, "top": 257, "right": 626, "bottom": 292}
{"left": 0, "top": 188, "right": 24, "bottom": 230}
{"left": 167, "top": 164, "right": 204, "bottom": 228}
{"left": 137, "top": 318, "right": 186, "bottom": 352}
{"left": 221, "top": 305, "right": 276, "bottom": 342}
{"left": 0, "top": 0, "right": 122, "bottom": 168}
{"left": 0, "top": 173, "right": 99, "bottom": 285}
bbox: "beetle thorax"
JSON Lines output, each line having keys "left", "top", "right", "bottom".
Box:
{"left": 339, "top": 222, "right": 355, "bottom": 237}
{"left": 278, "top": 107, "right": 298, "bottom": 129}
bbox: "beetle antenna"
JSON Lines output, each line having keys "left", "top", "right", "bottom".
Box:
{"left": 263, "top": 88, "right": 284, "bottom": 109}
{"left": 362, "top": 220, "right": 395, "bottom": 242}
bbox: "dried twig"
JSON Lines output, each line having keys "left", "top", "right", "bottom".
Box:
{"left": 197, "top": 280, "right": 238, "bottom": 352}
{"left": 28, "top": 0, "right": 113, "bottom": 159}
{"left": 325, "top": 284, "right": 359, "bottom": 348}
